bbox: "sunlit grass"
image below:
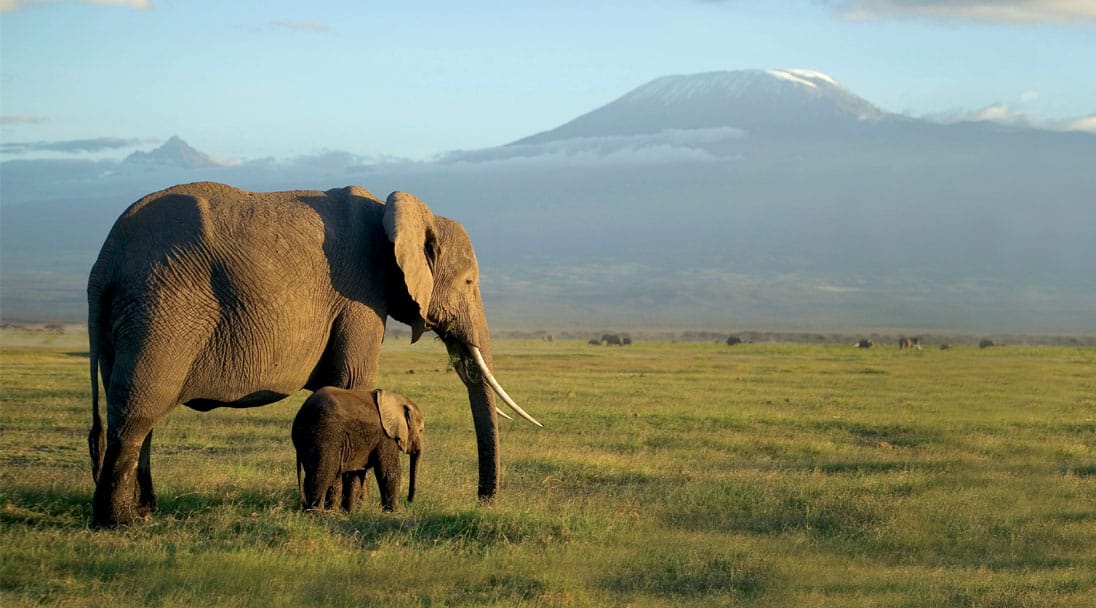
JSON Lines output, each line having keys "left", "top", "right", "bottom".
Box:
{"left": 1, "top": 330, "right": 1094, "bottom": 606}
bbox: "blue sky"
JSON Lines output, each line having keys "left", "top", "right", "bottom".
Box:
{"left": 2, "top": 0, "right": 1094, "bottom": 162}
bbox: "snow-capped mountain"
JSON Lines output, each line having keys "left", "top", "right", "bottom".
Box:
{"left": 512, "top": 69, "right": 888, "bottom": 145}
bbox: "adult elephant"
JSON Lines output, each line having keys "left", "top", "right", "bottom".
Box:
{"left": 87, "top": 182, "right": 538, "bottom": 527}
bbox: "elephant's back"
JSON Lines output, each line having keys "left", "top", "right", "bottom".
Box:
{"left": 107, "top": 182, "right": 326, "bottom": 246}
{"left": 95, "top": 182, "right": 343, "bottom": 291}
{"left": 293, "top": 388, "right": 378, "bottom": 441}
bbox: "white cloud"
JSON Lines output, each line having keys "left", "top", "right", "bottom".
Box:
{"left": 272, "top": 21, "right": 329, "bottom": 33}
{"left": 1019, "top": 90, "right": 1041, "bottom": 103}
{"left": 972, "top": 104, "right": 1028, "bottom": 123}
{"left": 2, "top": 0, "right": 149, "bottom": 11}
{"left": 929, "top": 104, "right": 1096, "bottom": 134}
{"left": 826, "top": 0, "right": 1096, "bottom": 24}
{"left": 1, "top": 136, "right": 145, "bottom": 154}
{"left": 1064, "top": 115, "right": 1096, "bottom": 133}
{"left": 0, "top": 115, "right": 48, "bottom": 125}
{"left": 435, "top": 127, "right": 746, "bottom": 170}
{"left": 87, "top": 0, "right": 148, "bottom": 7}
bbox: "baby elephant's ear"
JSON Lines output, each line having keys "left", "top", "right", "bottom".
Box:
{"left": 374, "top": 390, "right": 411, "bottom": 452}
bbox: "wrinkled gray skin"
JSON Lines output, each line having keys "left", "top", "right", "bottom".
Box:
{"left": 293, "top": 388, "right": 424, "bottom": 512}
{"left": 88, "top": 181, "right": 504, "bottom": 527}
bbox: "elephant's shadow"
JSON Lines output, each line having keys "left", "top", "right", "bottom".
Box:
{"left": 4, "top": 486, "right": 538, "bottom": 552}
{"left": 1, "top": 487, "right": 90, "bottom": 528}
{"left": 2, "top": 486, "right": 297, "bottom": 529}
{"left": 325, "top": 508, "right": 548, "bottom": 552}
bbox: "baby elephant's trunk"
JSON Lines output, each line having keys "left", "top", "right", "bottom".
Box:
{"left": 408, "top": 451, "right": 419, "bottom": 503}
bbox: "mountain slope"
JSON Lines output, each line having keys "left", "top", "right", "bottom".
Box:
{"left": 511, "top": 69, "right": 887, "bottom": 145}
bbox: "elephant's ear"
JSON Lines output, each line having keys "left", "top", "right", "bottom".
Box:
{"left": 374, "top": 389, "right": 411, "bottom": 452}
{"left": 383, "top": 191, "right": 435, "bottom": 343}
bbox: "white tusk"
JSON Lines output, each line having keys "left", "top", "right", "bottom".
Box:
{"left": 496, "top": 407, "right": 513, "bottom": 421}
{"left": 470, "top": 345, "right": 542, "bottom": 427}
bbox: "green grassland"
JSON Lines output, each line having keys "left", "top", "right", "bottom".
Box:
{"left": 1, "top": 331, "right": 1093, "bottom": 607}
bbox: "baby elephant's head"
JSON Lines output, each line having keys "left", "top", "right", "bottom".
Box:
{"left": 373, "top": 389, "right": 425, "bottom": 455}
{"left": 373, "top": 389, "right": 425, "bottom": 503}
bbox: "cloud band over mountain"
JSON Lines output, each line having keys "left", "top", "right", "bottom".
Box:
{"left": 821, "top": 0, "right": 1096, "bottom": 24}
{"left": 1, "top": 137, "right": 148, "bottom": 154}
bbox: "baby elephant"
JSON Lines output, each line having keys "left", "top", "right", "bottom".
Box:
{"left": 292, "top": 387, "right": 425, "bottom": 512}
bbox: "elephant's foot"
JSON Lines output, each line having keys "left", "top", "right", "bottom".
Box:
{"left": 93, "top": 480, "right": 152, "bottom": 528}
{"left": 136, "top": 486, "right": 158, "bottom": 516}
{"left": 92, "top": 498, "right": 147, "bottom": 528}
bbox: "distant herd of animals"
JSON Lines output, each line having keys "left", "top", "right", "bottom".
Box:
{"left": 856, "top": 337, "right": 997, "bottom": 350}
{"left": 587, "top": 333, "right": 633, "bottom": 346}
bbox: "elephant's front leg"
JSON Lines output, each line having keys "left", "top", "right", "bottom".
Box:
{"left": 374, "top": 452, "right": 401, "bottom": 512}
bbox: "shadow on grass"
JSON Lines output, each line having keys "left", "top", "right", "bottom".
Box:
{"left": 662, "top": 480, "right": 888, "bottom": 540}
{"left": 601, "top": 548, "right": 777, "bottom": 601}
{"left": 1059, "top": 464, "right": 1096, "bottom": 477}
{"left": 818, "top": 420, "right": 941, "bottom": 449}
{"left": 0, "top": 487, "right": 90, "bottom": 528}
{"left": 508, "top": 457, "right": 659, "bottom": 497}
{"left": 0, "top": 483, "right": 299, "bottom": 531}
{"left": 327, "top": 507, "right": 583, "bottom": 552}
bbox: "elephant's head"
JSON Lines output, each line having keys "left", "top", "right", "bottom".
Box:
{"left": 374, "top": 389, "right": 425, "bottom": 503}
{"left": 382, "top": 192, "right": 539, "bottom": 501}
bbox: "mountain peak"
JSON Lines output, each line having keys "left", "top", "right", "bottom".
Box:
{"left": 511, "top": 68, "right": 886, "bottom": 145}
{"left": 122, "top": 136, "right": 221, "bottom": 170}
{"left": 766, "top": 69, "right": 840, "bottom": 88}
{"left": 624, "top": 69, "right": 847, "bottom": 100}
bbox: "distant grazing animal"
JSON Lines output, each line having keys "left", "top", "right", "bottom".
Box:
{"left": 898, "top": 336, "right": 922, "bottom": 350}
{"left": 601, "top": 334, "right": 623, "bottom": 346}
{"left": 979, "top": 339, "right": 996, "bottom": 349}
{"left": 621, "top": 336, "right": 633, "bottom": 345}
{"left": 727, "top": 336, "right": 743, "bottom": 346}
{"left": 292, "top": 388, "right": 424, "bottom": 512}
{"left": 588, "top": 339, "right": 602, "bottom": 346}
{"left": 939, "top": 343, "right": 950, "bottom": 350}
{"left": 856, "top": 339, "right": 874, "bottom": 349}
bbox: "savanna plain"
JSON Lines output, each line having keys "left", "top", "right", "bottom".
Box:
{"left": 1, "top": 328, "right": 1093, "bottom": 607}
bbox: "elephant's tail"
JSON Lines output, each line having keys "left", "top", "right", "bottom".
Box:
{"left": 88, "top": 348, "right": 104, "bottom": 482}
{"left": 87, "top": 280, "right": 110, "bottom": 483}
{"left": 296, "top": 454, "right": 305, "bottom": 509}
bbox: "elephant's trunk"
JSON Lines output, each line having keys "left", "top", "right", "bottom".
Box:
{"left": 448, "top": 339, "right": 500, "bottom": 501}
{"left": 446, "top": 335, "right": 539, "bottom": 502}
{"left": 408, "top": 451, "right": 419, "bottom": 503}
{"left": 464, "top": 353, "right": 500, "bottom": 502}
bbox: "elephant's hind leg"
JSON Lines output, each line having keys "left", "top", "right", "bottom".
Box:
{"left": 300, "top": 456, "right": 339, "bottom": 511}
{"left": 341, "top": 471, "right": 366, "bottom": 512}
{"left": 92, "top": 377, "right": 177, "bottom": 527}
